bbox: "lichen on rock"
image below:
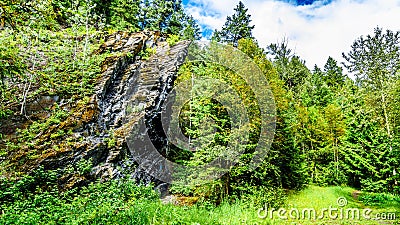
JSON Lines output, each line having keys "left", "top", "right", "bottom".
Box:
{"left": 2, "top": 31, "right": 189, "bottom": 189}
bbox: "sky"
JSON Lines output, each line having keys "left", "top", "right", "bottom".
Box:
{"left": 182, "top": 0, "right": 400, "bottom": 69}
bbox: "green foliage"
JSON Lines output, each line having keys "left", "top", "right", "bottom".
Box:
{"left": 272, "top": 103, "right": 309, "bottom": 190}
{"left": 1, "top": 0, "right": 59, "bottom": 30}
{"left": 342, "top": 27, "right": 400, "bottom": 149}
{"left": 359, "top": 192, "right": 400, "bottom": 206}
{"left": 0, "top": 167, "right": 286, "bottom": 225}
{"left": 0, "top": 27, "right": 106, "bottom": 124}
{"left": 2, "top": 0, "right": 200, "bottom": 40}
{"left": 300, "top": 66, "right": 333, "bottom": 107}
{"left": 233, "top": 185, "right": 287, "bottom": 209}
{"left": 108, "top": 0, "right": 141, "bottom": 30}
{"left": 76, "top": 158, "right": 93, "bottom": 175}
{"left": 339, "top": 87, "right": 398, "bottom": 193}
{"left": 3, "top": 179, "right": 396, "bottom": 225}
{"left": 105, "top": 0, "right": 201, "bottom": 39}
{"left": 0, "top": 174, "right": 160, "bottom": 224}
{"left": 0, "top": 108, "right": 13, "bottom": 120}
{"left": 171, "top": 39, "right": 310, "bottom": 203}
{"left": 104, "top": 130, "right": 117, "bottom": 148}
{"left": 106, "top": 137, "right": 116, "bottom": 148}
{"left": 167, "top": 34, "right": 180, "bottom": 46}
{"left": 267, "top": 39, "right": 311, "bottom": 90}
{"left": 18, "top": 107, "right": 69, "bottom": 142}
{"left": 1, "top": 2, "right": 400, "bottom": 222}
{"left": 138, "top": 47, "right": 157, "bottom": 60}
{"left": 0, "top": 166, "right": 58, "bottom": 204}
{"left": 0, "top": 28, "right": 26, "bottom": 89}
{"left": 323, "top": 56, "right": 346, "bottom": 87}
{"left": 212, "top": 1, "right": 254, "bottom": 47}
{"left": 342, "top": 27, "right": 400, "bottom": 90}
{"left": 181, "top": 15, "right": 202, "bottom": 40}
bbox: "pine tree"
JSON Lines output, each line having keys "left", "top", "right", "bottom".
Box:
{"left": 323, "top": 57, "right": 345, "bottom": 87}
{"left": 212, "top": 1, "right": 254, "bottom": 47}
{"left": 299, "top": 65, "right": 332, "bottom": 107}
{"left": 343, "top": 27, "right": 400, "bottom": 139}
{"left": 109, "top": 0, "right": 141, "bottom": 30}
{"left": 149, "top": 0, "right": 183, "bottom": 32}
{"left": 267, "top": 39, "right": 310, "bottom": 90}
{"left": 181, "top": 15, "right": 201, "bottom": 40}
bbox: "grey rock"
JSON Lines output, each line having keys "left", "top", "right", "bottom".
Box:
{"left": 34, "top": 31, "right": 190, "bottom": 190}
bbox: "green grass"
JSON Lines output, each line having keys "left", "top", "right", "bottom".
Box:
{"left": 1, "top": 178, "right": 398, "bottom": 224}
{"left": 272, "top": 185, "right": 400, "bottom": 224}
{"left": 286, "top": 185, "right": 357, "bottom": 209}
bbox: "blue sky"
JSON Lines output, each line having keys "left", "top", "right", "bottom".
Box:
{"left": 182, "top": 0, "right": 400, "bottom": 69}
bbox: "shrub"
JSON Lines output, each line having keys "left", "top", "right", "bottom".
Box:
{"left": 359, "top": 192, "right": 400, "bottom": 206}
{"left": 167, "top": 34, "right": 180, "bottom": 46}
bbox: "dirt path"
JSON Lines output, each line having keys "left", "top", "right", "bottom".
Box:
{"left": 351, "top": 190, "right": 362, "bottom": 200}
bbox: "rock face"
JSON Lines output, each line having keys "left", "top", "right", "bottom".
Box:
{"left": 7, "top": 31, "right": 189, "bottom": 188}
{"left": 87, "top": 31, "right": 189, "bottom": 184}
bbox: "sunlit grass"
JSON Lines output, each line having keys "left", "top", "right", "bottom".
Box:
{"left": 267, "top": 185, "right": 400, "bottom": 225}
{"left": 1, "top": 183, "right": 398, "bottom": 224}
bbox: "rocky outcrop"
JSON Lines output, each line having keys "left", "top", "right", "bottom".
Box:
{"left": 6, "top": 31, "right": 189, "bottom": 188}
{"left": 87, "top": 31, "right": 189, "bottom": 183}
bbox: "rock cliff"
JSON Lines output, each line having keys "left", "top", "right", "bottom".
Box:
{"left": 5, "top": 31, "right": 189, "bottom": 189}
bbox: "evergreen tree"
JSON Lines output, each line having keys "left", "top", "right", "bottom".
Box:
{"left": 342, "top": 27, "right": 400, "bottom": 89}
{"left": 148, "top": 0, "right": 183, "bottom": 32}
{"left": 165, "top": 13, "right": 201, "bottom": 40}
{"left": 267, "top": 39, "right": 310, "bottom": 91}
{"left": 323, "top": 57, "right": 345, "bottom": 87}
{"left": 299, "top": 65, "right": 332, "bottom": 107}
{"left": 181, "top": 15, "right": 201, "bottom": 40}
{"left": 276, "top": 103, "right": 309, "bottom": 189}
{"left": 212, "top": 1, "right": 254, "bottom": 47}
{"left": 342, "top": 29, "right": 400, "bottom": 189}
{"left": 341, "top": 95, "right": 396, "bottom": 192}
{"left": 109, "top": 0, "right": 141, "bottom": 30}
{"left": 286, "top": 56, "right": 311, "bottom": 91}
{"left": 343, "top": 27, "right": 400, "bottom": 139}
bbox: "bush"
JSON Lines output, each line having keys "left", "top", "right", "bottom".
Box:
{"left": 167, "top": 34, "right": 180, "bottom": 46}
{"left": 359, "top": 192, "right": 400, "bottom": 206}
{"left": 0, "top": 29, "right": 27, "bottom": 89}
{"left": 0, "top": 174, "right": 159, "bottom": 224}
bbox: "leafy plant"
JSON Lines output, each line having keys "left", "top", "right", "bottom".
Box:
{"left": 167, "top": 34, "right": 180, "bottom": 46}
{"left": 76, "top": 158, "right": 93, "bottom": 176}
{"left": 139, "top": 47, "right": 157, "bottom": 60}
{"left": 359, "top": 192, "right": 400, "bottom": 206}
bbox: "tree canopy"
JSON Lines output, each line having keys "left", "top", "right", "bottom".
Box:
{"left": 212, "top": 1, "right": 254, "bottom": 47}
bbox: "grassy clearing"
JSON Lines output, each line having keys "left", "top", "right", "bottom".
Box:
{"left": 270, "top": 185, "right": 400, "bottom": 224}
{"left": 1, "top": 180, "right": 398, "bottom": 224}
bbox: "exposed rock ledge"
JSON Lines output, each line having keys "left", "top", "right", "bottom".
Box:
{"left": 7, "top": 31, "right": 189, "bottom": 189}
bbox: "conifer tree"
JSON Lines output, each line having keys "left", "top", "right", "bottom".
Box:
{"left": 323, "top": 57, "right": 345, "bottom": 87}
{"left": 300, "top": 65, "right": 332, "bottom": 107}
{"left": 267, "top": 39, "right": 310, "bottom": 90}
{"left": 212, "top": 1, "right": 254, "bottom": 47}
{"left": 343, "top": 27, "right": 400, "bottom": 139}
{"left": 109, "top": 0, "right": 141, "bottom": 30}
{"left": 181, "top": 15, "right": 201, "bottom": 40}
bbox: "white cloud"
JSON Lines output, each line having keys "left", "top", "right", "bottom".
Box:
{"left": 185, "top": 0, "right": 400, "bottom": 70}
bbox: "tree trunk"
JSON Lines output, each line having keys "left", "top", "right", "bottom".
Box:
{"left": 381, "top": 92, "right": 391, "bottom": 139}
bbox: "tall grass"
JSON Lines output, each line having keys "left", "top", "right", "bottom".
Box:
{"left": 1, "top": 179, "right": 398, "bottom": 224}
